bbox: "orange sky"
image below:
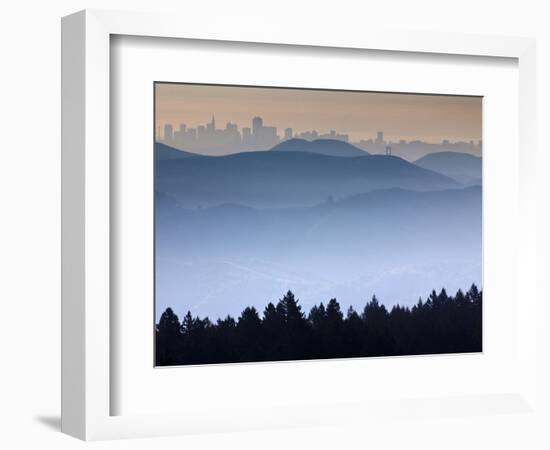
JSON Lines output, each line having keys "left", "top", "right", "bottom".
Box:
{"left": 155, "top": 83, "right": 482, "bottom": 144}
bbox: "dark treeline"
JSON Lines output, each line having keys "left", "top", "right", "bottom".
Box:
{"left": 156, "top": 285, "right": 482, "bottom": 366}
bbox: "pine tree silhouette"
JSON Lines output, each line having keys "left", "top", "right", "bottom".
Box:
{"left": 155, "top": 285, "right": 483, "bottom": 366}
{"left": 156, "top": 307, "right": 182, "bottom": 366}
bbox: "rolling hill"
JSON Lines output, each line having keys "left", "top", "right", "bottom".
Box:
{"left": 270, "top": 138, "right": 369, "bottom": 157}
{"left": 155, "top": 186, "right": 481, "bottom": 319}
{"left": 414, "top": 151, "right": 482, "bottom": 185}
{"left": 155, "top": 142, "right": 201, "bottom": 160}
{"left": 156, "top": 150, "right": 459, "bottom": 208}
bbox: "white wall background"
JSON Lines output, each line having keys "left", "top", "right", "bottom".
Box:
{"left": 0, "top": 1, "right": 548, "bottom": 448}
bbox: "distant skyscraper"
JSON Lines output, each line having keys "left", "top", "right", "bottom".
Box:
{"left": 206, "top": 116, "right": 216, "bottom": 132}
{"left": 284, "top": 128, "right": 293, "bottom": 140}
{"left": 252, "top": 116, "right": 263, "bottom": 135}
{"left": 376, "top": 131, "right": 384, "bottom": 144}
{"left": 164, "top": 124, "right": 173, "bottom": 144}
{"left": 197, "top": 125, "right": 206, "bottom": 140}
{"left": 224, "top": 122, "right": 241, "bottom": 147}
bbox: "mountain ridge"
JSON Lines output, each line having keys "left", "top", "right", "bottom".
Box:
{"left": 155, "top": 185, "right": 481, "bottom": 318}
{"left": 156, "top": 149, "right": 459, "bottom": 208}
{"left": 414, "top": 151, "right": 482, "bottom": 185}
{"left": 155, "top": 142, "right": 201, "bottom": 159}
{"left": 270, "top": 138, "right": 369, "bottom": 157}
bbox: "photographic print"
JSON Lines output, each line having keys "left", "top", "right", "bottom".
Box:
{"left": 154, "top": 83, "right": 482, "bottom": 366}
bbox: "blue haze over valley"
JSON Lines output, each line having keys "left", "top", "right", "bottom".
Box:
{"left": 155, "top": 116, "right": 482, "bottom": 321}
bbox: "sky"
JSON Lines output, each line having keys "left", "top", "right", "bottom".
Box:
{"left": 155, "top": 82, "right": 482, "bottom": 146}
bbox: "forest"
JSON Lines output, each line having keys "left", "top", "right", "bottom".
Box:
{"left": 155, "top": 285, "right": 482, "bottom": 366}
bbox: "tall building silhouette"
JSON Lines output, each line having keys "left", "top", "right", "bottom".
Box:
{"left": 252, "top": 116, "right": 263, "bottom": 135}
{"left": 242, "top": 127, "right": 252, "bottom": 146}
{"left": 164, "top": 124, "right": 173, "bottom": 145}
{"left": 284, "top": 128, "right": 293, "bottom": 140}
{"left": 206, "top": 115, "right": 216, "bottom": 132}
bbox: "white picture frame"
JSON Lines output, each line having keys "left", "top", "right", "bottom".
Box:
{"left": 61, "top": 9, "right": 538, "bottom": 441}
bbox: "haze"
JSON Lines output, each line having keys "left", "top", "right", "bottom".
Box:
{"left": 155, "top": 83, "right": 482, "bottom": 151}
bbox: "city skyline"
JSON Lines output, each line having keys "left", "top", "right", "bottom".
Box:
{"left": 157, "top": 114, "right": 482, "bottom": 160}
{"left": 155, "top": 83, "right": 482, "bottom": 156}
